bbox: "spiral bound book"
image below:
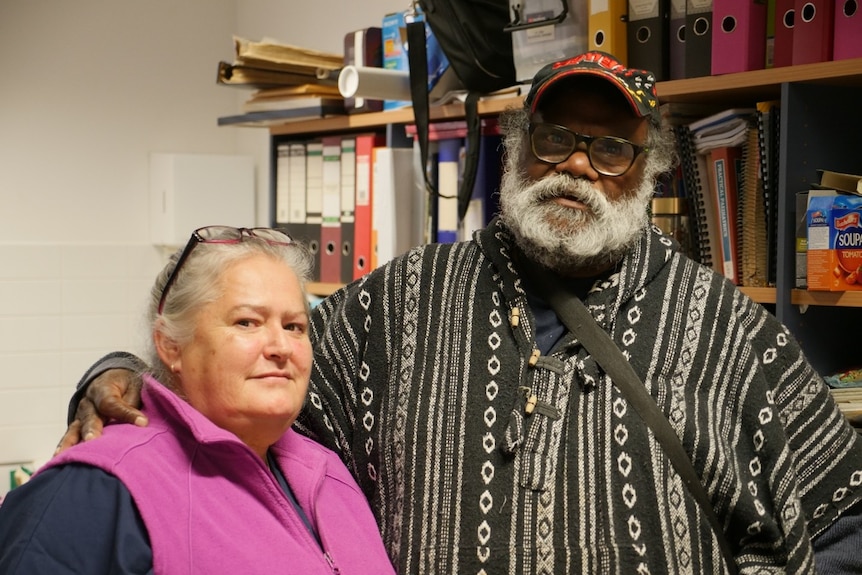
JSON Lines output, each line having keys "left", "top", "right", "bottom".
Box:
{"left": 740, "top": 125, "right": 768, "bottom": 287}
{"left": 739, "top": 132, "right": 750, "bottom": 283}
{"left": 674, "top": 124, "right": 714, "bottom": 269}
{"left": 756, "top": 100, "right": 781, "bottom": 286}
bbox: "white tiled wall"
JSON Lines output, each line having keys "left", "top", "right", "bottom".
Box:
{"left": 0, "top": 243, "right": 166, "bottom": 493}
{"left": 0, "top": 0, "right": 408, "bottom": 498}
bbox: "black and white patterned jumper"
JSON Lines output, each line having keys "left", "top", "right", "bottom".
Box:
{"left": 298, "top": 217, "right": 862, "bottom": 575}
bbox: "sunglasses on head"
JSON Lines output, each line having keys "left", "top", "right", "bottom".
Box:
{"left": 157, "top": 226, "right": 293, "bottom": 315}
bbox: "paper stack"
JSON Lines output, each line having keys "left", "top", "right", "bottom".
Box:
{"left": 218, "top": 36, "right": 343, "bottom": 89}
{"left": 217, "top": 36, "right": 347, "bottom": 126}
{"left": 689, "top": 108, "right": 755, "bottom": 154}
{"left": 241, "top": 84, "right": 344, "bottom": 114}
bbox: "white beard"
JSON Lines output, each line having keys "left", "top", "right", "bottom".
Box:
{"left": 498, "top": 168, "right": 655, "bottom": 275}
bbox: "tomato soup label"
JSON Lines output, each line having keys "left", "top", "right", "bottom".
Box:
{"left": 807, "top": 192, "right": 862, "bottom": 291}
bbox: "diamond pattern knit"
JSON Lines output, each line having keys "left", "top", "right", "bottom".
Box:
{"left": 298, "top": 219, "right": 862, "bottom": 574}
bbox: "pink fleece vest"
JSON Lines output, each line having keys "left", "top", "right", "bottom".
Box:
{"left": 46, "top": 377, "right": 394, "bottom": 575}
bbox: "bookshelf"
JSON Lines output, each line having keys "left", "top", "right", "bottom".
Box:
{"left": 657, "top": 58, "right": 862, "bottom": 103}
{"left": 308, "top": 282, "right": 345, "bottom": 297}
{"left": 268, "top": 97, "right": 518, "bottom": 137}
{"left": 268, "top": 58, "right": 862, "bottom": 138}
{"left": 267, "top": 58, "right": 862, "bottom": 376}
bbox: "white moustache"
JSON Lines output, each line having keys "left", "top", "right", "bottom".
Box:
{"left": 530, "top": 174, "right": 610, "bottom": 214}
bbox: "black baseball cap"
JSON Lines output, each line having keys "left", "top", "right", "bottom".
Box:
{"left": 525, "top": 51, "right": 660, "bottom": 122}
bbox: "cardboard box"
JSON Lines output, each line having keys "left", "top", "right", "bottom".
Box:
{"left": 818, "top": 169, "right": 862, "bottom": 194}
{"left": 382, "top": 10, "right": 409, "bottom": 111}
{"left": 380, "top": 9, "right": 457, "bottom": 110}
{"left": 806, "top": 191, "right": 862, "bottom": 291}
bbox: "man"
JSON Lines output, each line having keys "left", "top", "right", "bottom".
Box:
{"left": 61, "top": 52, "right": 862, "bottom": 574}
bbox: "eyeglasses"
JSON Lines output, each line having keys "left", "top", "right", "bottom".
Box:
{"left": 529, "top": 122, "right": 649, "bottom": 176}
{"left": 157, "top": 226, "right": 293, "bottom": 315}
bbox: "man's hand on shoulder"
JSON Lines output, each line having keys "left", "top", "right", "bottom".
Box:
{"left": 55, "top": 369, "right": 147, "bottom": 454}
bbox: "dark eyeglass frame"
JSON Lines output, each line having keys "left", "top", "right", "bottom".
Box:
{"left": 157, "top": 226, "right": 293, "bottom": 315}
{"left": 528, "top": 122, "right": 649, "bottom": 177}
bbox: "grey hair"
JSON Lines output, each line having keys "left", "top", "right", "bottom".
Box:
{"left": 144, "top": 234, "right": 314, "bottom": 388}
{"left": 498, "top": 104, "right": 678, "bottom": 185}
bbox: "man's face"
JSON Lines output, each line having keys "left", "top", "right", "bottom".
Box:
{"left": 499, "top": 81, "right": 655, "bottom": 277}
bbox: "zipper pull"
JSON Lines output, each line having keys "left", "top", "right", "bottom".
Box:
{"left": 324, "top": 551, "right": 341, "bottom": 574}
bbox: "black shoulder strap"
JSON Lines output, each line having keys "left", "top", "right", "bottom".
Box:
{"left": 458, "top": 92, "right": 480, "bottom": 221}
{"left": 407, "top": 18, "right": 482, "bottom": 224}
{"left": 532, "top": 270, "right": 739, "bottom": 575}
{"left": 407, "top": 20, "right": 432, "bottom": 198}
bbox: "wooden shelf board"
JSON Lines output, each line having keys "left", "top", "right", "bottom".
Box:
{"left": 791, "top": 289, "right": 862, "bottom": 307}
{"left": 307, "top": 281, "right": 343, "bottom": 297}
{"left": 739, "top": 286, "right": 777, "bottom": 304}
{"left": 265, "top": 59, "right": 862, "bottom": 135}
{"left": 269, "top": 100, "right": 487, "bottom": 136}
{"left": 269, "top": 109, "right": 410, "bottom": 136}
{"left": 658, "top": 58, "right": 862, "bottom": 104}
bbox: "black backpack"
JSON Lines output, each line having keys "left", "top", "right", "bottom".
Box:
{"left": 407, "top": 0, "right": 516, "bottom": 223}
{"left": 417, "top": 0, "right": 516, "bottom": 93}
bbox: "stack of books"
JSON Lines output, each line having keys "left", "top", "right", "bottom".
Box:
{"left": 217, "top": 36, "right": 346, "bottom": 126}
{"left": 826, "top": 366, "right": 862, "bottom": 421}
{"left": 677, "top": 107, "right": 766, "bottom": 286}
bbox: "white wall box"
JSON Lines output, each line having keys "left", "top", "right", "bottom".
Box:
{"left": 149, "top": 153, "right": 256, "bottom": 246}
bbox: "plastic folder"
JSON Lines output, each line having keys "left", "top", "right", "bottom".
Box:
{"left": 833, "top": 0, "right": 862, "bottom": 60}
{"left": 627, "top": 0, "right": 670, "bottom": 80}
{"left": 685, "top": 0, "right": 713, "bottom": 78}
{"left": 589, "top": 0, "right": 628, "bottom": 61}
{"left": 791, "top": 0, "right": 834, "bottom": 64}
{"left": 711, "top": 0, "right": 767, "bottom": 74}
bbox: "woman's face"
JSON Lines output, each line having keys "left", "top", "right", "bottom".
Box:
{"left": 170, "top": 253, "right": 311, "bottom": 451}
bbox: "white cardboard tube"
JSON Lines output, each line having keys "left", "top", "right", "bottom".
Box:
{"left": 338, "top": 65, "right": 411, "bottom": 102}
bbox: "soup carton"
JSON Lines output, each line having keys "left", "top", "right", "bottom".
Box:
{"left": 806, "top": 191, "right": 862, "bottom": 291}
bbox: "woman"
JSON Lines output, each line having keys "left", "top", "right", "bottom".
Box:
{"left": 0, "top": 226, "right": 395, "bottom": 575}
